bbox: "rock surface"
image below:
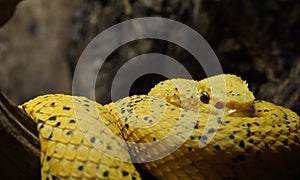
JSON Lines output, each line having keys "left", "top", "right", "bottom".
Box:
{"left": 0, "top": 0, "right": 299, "bottom": 114}
{"left": 0, "top": 0, "right": 75, "bottom": 104}
{"left": 69, "top": 0, "right": 300, "bottom": 114}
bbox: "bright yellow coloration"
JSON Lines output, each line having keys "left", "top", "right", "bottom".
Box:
{"left": 20, "top": 94, "right": 141, "bottom": 180}
{"left": 20, "top": 74, "right": 300, "bottom": 180}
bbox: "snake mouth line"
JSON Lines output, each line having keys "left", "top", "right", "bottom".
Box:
{"left": 224, "top": 107, "right": 255, "bottom": 117}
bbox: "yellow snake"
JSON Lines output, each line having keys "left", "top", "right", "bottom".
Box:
{"left": 19, "top": 74, "right": 300, "bottom": 179}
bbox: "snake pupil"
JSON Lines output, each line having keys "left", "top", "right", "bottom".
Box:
{"left": 200, "top": 91, "right": 210, "bottom": 104}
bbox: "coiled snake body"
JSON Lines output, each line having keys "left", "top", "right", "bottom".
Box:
{"left": 20, "top": 74, "right": 300, "bottom": 179}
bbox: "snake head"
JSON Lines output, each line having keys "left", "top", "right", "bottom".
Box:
{"left": 198, "top": 74, "right": 255, "bottom": 116}
{"left": 149, "top": 74, "right": 255, "bottom": 117}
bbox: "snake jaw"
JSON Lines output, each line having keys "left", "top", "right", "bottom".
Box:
{"left": 207, "top": 97, "right": 255, "bottom": 117}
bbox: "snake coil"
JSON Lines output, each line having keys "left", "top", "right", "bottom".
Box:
{"left": 20, "top": 74, "right": 300, "bottom": 179}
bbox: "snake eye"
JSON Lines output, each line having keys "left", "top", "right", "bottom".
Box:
{"left": 200, "top": 91, "right": 210, "bottom": 104}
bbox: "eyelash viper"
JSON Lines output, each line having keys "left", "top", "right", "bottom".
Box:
{"left": 19, "top": 74, "right": 300, "bottom": 179}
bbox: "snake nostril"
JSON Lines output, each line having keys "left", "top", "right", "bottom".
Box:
{"left": 215, "top": 102, "right": 225, "bottom": 109}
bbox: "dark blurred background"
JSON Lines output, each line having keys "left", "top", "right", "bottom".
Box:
{"left": 0, "top": 0, "right": 299, "bottom": 115}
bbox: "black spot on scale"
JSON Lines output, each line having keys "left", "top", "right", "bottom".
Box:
{"left": 122, "top": 170, "right": 129, "bottom": 176}
{"left": 90, "top": 137, "right": 95, "bottom": 143}
{"left": 107, "top": 145, "right": 112, "bottom": 150}
{"left": 246, "top": 129, "right": 254, "bottom": 137}
{"left": 229, "top": 135, "right": 235, "bottom": 139}
{"left": 194, "top": 122, "right": 199, "bottom": 129}
{"left": 48, "top": 133, "right": 53, "bottom": 139}
{"left": 50, "top": 102, "right": 55, "bottom": 106}
{"left": 264, "top": 109, "right": 269, "bottom": 112}
{"left": 271, "top": 114, "right": 278, "bottom": 117}
{"left": 134, "top": 99, "right": 141, "bottom": 103}
{"left": 78, "top": 165, "right": 83, "bottom": 171}
{"left": 248, "top": 138, "right": 254, "bottom": 144}
{"left": 125, "top": 124, "right": 129, "bottom": 129}
{"left": 208, "top": 128, "right": 215, "bottom": 133}
{"left": 239, "top": 140, "right": 245, "bottom": 148}
{"left": 217, "top": 118, "right": 222, "bottom": 124}
{"left": 124, "top": 117, "right": 128, "bottom": 122}
{"left": 69, "top": 119, "right": 76, "bottom": 123}
{"left": 187, "top": 147, "right": 193, "bottom": 151}
{"left": 257, "top": 110, "right": 262, "bottom": 112}
{"left": 48, "top": 116, "right": 57, "bottom": 121}
{"left": 55, "top": 122, "right": 61, "bottom": 127}
{"left": 214, "top": 145, "right": 221, "bottom": 150}
{"left": 66, "top": 130, "right": 73, "bottom": 135}
{"left": 199, "top": 135, "right": 208, "bottom": 143}
{"left": 37, "top": 119, "right": 43, "bottom": 124}
{"left": 282, "top": 140, "right": 288, "bottom": 146}
{"left": 103, "top": 171, "right": 109, "bottom": 177}
{"left": 121, "top": 109, "right": 126, "bottom": 114}
{"left": 63, "top": 106, "right": 71, "bottom": 110}
{"left": 265, "top": 143, "right": 270, "bottom": 148}
{"left": 46, "top": 156, "right": 51, "bottom": 161}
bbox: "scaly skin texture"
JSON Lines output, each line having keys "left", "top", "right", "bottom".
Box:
{"left": 20, "top": 74, "right": 300, "bottom": 179}
{"left": 20, "top": 94, "right": 141, "bottom": 180}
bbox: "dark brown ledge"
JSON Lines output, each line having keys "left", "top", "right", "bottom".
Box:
{"left": 0, "top": 91, "right": 40, "bottom": 179}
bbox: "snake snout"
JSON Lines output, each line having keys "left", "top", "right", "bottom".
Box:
{"left": 208, "top": 95, "right": 255, "bottom": 117}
